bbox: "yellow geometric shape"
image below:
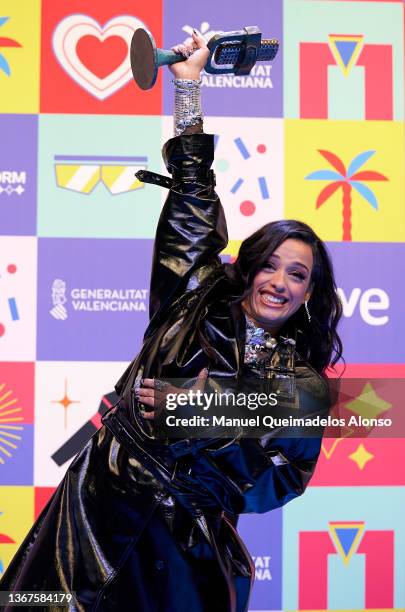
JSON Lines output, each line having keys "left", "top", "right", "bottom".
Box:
{"left": 0, "top": 382, "right": 24, "bottom": 463}
{"left": 0, "top": 487, "right": 34, "bottom": 574}
{"left": 0, "top": 427, "right": 24, "bottom": 464}
{"left": 328, "top": 34, "right": 364, "bottom": 77}
{"left": 0, "top": 383, "right": 22, "bottom": 418}
{"left": 54, "top": 164, "right": 83, "bottom": 186}
{"left": 348, "top": 443, "right": 374, "bottom": 470}
{"left": 221, "top": 240, "right": 242, "bottom": 259}
{"left": 0, "top": 0, "right": 41, "bottom": 113}
{"left": 320, "top": 423, "right": 356, "bottom": 460}
{"left": 285, "top": 120, "right": 405, "bottom": 242}
{"left": 345, "top": 381, "right": 391, "bottom": 421}
{"left": 55, "top": 164, "right": 100, "bottom": 194}
{"left": 101, "top": 165, "right": 145, "bottom": 194}
{"left": 321, "top": 438, "right": 344, "bottom": 459}
{"left": 329, "top": 521, "right": 365, "bottom": 566}
{"left": 0, "top": 387, "right": 13, "bottom": 405}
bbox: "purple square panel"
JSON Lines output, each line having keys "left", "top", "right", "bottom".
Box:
{"left": 163, "top": 0, "right": 283, "bottom": 117}
{"left": 37, "top": 238, "right": 153, "bottom": 361}
{"left": 238, "top": 508, "right": 282, "bottom": 610}
{"left": 0, "top": 425, "right": 34, "bottom": 486}
{"left": 0, "top": 115, "right": 38, "bottom": 235}
{"left": 327, "top": 242, "right": 405, "bottom": 363}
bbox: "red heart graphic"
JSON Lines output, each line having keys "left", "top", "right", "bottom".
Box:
{"left": 76, "top": 35, "right": 128, "bottom": 79}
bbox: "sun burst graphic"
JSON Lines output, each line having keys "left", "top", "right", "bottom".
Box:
{"left": 0, "top": 381, "right": 24, "bottom": 464}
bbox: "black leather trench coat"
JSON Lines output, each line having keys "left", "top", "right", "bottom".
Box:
{"left": 1, "top": 134, "right": 331, "bottom": 612}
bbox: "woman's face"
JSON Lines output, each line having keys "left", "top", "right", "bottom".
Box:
{"left": 242, "top": 238, "right": 314, "bottom": 335}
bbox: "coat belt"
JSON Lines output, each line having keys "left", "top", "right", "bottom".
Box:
{"left": 135, "top": 168, "right": 216, "bottom": 189}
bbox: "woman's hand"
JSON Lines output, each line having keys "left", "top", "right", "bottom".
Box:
{"left": 169, "top": 30, "right": 209, "bottom": 80}
{"left": 137, "top": 368, "right": 209, "bottom": 420}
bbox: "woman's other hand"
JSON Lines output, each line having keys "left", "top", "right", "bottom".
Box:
{"left": 137, "top": 368, "right": 209, "bottom": 420}
{"left": 169, "top": 30, "right": 209, "bottom": 80}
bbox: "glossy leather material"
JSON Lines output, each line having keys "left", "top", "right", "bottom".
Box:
{"left": 0, "top": 134, "right": 331, "bottom": 612}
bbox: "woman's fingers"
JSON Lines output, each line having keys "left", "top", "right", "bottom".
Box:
{"left": 137, "top": 369, "right": 209, "bottom": 419}
{"left": 140, "top": 410, "right": 155, "bottom": 420}
{"left": 140, "top": 378, "right": 171, "bottom": 396}
{"left": 137, "top": 389, "right": 154, "bottom": 400}
{"left": 193, "top": 367, "right": 209, "bottom": 392}
{"left": 169, "top": 28, "right": 209, "bottom": 78}
{"left": 171, "top": 42, "right": 194, "bottom": 57}
{"left": 137, "top": 386, "right": 165, "bottom": 404}
{"left": 136, "top": 382, "right": 156, "bottom": 418}
{"left": 137, "top": 378, "right": 171, "bottom": 417}
{"left": 141, "top": 378, "right": 155, "bottom": 388}
{"left": 182, "top": 37, "right": 197, "bottom": 51}
{"left": 172, "top": 36, "right": 199, "bottom": 52}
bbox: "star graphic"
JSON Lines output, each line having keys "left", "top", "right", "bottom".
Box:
{"left": 321, "top": 425, "right": 355, "bottom": 460}
{"left": 345, "top": 381, "right": 391, "bottom": 422}
{"left": 321, "top": 438, "right": 343, "bottom": 459}
{"left": 348, "top": 443, "right": 374, "bottom": 470}
{"left": 51, "top": 379, "right": 80, "bottom": 429}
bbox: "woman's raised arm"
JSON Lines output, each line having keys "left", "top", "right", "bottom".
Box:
{"left": 145, "top": 32, "right": 229, "bottom": 329}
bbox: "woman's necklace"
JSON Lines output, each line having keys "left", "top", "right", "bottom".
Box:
{"left": 244, "top": 315, "right": 278, "bottom": 366}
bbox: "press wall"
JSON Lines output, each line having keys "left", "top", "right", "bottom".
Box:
{"left": 0, "top": 1, "right": 404, "bottom": 609}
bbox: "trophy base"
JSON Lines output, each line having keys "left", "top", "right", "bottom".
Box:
{"left": 130, "top": 28, "right": 158, "bottom": 90}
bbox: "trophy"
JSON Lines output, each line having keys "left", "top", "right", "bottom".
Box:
{"left": 130, "top": 26, "right": 279, "bottom": 90}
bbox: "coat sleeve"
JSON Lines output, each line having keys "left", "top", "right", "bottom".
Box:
{"left": 239, "top": 435, "right": 323, "bottom": 513}
{"left": 113, "top": 133, "right": 227, "bottom": 398}
{"left": 178, "top": 379, "right": 331, "bottom": 516}
{"left": 147, "top": 133, "right": 228, "bottom": 325}
{"left": 184, "top": 434, "right": 324, "bottom": 516}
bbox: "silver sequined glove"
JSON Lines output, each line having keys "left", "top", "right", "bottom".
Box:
{"left": 173, "top": 78, "right": 203, "bottom": 136}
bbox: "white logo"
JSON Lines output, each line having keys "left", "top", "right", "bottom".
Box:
{"left": 252, "top": 556, "right": 272, "bottom": 580}
{"left": 337, "top": 287, "right": 389, "bottom": 325}
{"left": 50, "top": 281, "right": 148, "bottom": 320}
{"left": 182, "top": 21, "right": 273, "bottom": 90}
{"left": 70, "top": 288, "right": 148, "bottom": 312}
{"left": 0, "top": 170, "right": 26, "bottom": 195}
{"left": 53, "top": 14, "right": 145, "bottom": 100}
{"left": 50, "top": 279, "right": 68, "bottom": 320}
{"left": 183, "top": 21, "right": 219, "bottom": 42}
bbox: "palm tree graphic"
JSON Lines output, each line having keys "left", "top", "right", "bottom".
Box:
{"left": 0, "top": 17, "right": 22, "bottom": 76}
{"left": 305, "top": 150, "right": 388, "bottom": 241}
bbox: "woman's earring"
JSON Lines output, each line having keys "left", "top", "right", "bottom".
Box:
{"left": 304, "top": 300, "right": 311, "bottom": 323}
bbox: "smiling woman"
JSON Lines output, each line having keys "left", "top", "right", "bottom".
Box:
{"left": 241, "top": 238, "right": 313, "bottom": 336}
{"left": 234, "top": 219, "right": 343, "bottom": 373}
{"left": 1, "top": 30, "right": 344, "bottom": 612}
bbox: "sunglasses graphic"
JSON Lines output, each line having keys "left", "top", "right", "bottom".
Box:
{"left": 54, "top": 155, "right": 148, "bottom": 195}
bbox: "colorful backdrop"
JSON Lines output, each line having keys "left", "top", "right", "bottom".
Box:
{"left": 0, "top": 0, "right": 404, "bottom": 610}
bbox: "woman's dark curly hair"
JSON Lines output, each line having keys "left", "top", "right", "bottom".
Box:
{"left": 232, "top": 219, "right": 343, "bottom": 374}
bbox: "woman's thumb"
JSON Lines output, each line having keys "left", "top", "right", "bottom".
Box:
{"left": 194, "top": 367, "right": 209, "bottom": 390}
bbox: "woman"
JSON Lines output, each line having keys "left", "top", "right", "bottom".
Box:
{"left": 1, "top": 32, "right": 342, "bottom": 612}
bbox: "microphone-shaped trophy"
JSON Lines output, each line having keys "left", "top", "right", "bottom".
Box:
{"left": 131, "top": 26, "right": 279, "bottom": 90}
